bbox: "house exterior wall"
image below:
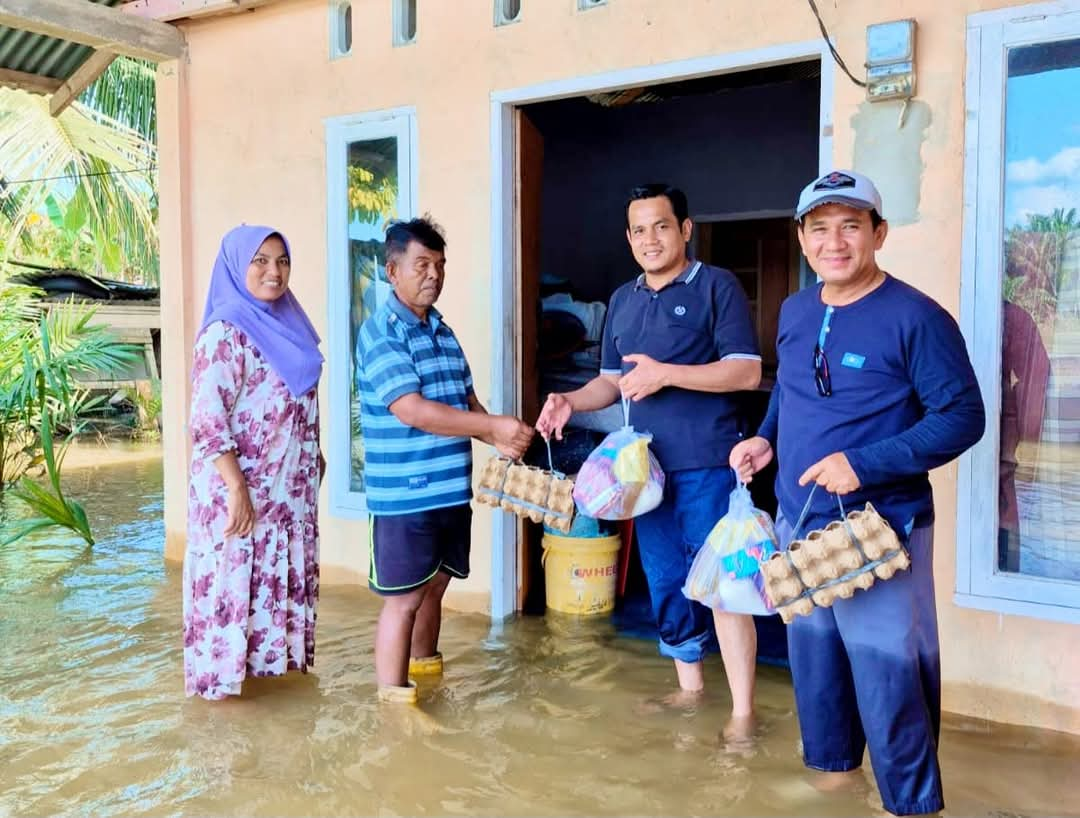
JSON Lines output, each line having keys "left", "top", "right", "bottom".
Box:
{"left": 155, "top": 0, "right": 1080, "bottom": 735}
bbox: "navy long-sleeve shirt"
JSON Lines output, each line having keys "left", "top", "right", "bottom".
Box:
{"left": 758, "top": 274, "right": 985, "bottom": 535}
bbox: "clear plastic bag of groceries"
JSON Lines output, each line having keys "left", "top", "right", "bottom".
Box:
{"left": 572, "top": 414, "right": 665, "bottom": 520}
{"left": 682, "top": 479, "right": 778, "bottom": 615}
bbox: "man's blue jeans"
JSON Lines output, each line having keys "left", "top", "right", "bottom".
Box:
{"left": 633, "top": 466, "right": 734, "bottom": 663}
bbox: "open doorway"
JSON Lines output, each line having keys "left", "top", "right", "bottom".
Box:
{"left": 489, "top": 43, "right": 832, "bottom": 624}
{"left": 508, "top": 60, "right": 823, "bottom": 653}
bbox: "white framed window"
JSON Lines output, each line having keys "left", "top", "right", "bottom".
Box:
{"left": 329, "top": 0, "right": 352, "bottom": 58}
{"left": 577, "top": 0, "right": 606, "bottom": 10}
{"left": 393, "top": 0, "right": 417, "bottom": 46}
{"left": 325, "top": 108, "right": 418, "bottom": 517}
{"left": 958, "top": 0, "right": 1080, "bottom": 623}
{"left": 495, "top": 0, "right": 521, "bottom": 26}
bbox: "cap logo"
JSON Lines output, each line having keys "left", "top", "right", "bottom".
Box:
{"left": 813, "top": 172, "right": 857, "bottom": 191}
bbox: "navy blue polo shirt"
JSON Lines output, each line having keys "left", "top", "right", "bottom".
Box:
{"left": 758, "top": 274, "right": 985, "bottom": 535}
{"left": 600, "top": 260, "right": 760, "bottom": 472}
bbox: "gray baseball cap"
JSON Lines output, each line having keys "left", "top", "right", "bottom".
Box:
{"left": 795, "top": 169, "right": 883, "bottom": 220}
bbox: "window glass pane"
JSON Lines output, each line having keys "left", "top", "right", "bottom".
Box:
{"left": 999, "top": 38, "right": 1080, "bottom": 582}
{"left": 396, "top": 0, "right": 416, "bottom": 42}
{"left": 348, "top": 137, "right": 399, "bottom": 492}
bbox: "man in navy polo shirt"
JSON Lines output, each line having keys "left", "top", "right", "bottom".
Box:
{"left": 356, "top": 217, "right": 534, "bottom": 705}
{"left": 536, "top": 184, "right": 762, "bottom": 730}
{"left": 730, "top": 170, "right": 985, "bottom": 815}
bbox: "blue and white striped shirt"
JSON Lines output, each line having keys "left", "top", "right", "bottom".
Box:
{"left": 356, "top": 294, "right": 474, "bottom": 515}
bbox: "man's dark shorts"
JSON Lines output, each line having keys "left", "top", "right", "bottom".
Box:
{"left": 368, "top": 503, "right": 472, "bottom": 595}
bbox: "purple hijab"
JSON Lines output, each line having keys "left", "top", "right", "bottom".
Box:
{"left": 199, "top": 224, "right": 323, "bottom": 397}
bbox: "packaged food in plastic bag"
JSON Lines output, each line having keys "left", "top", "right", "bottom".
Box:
{"left": 572, "top": 399, "right": 664, "bottom": 520}
{"left": 682, "top": 479, "right": 778, "bottom": 615}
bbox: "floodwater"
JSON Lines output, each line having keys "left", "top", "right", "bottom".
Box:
{"left": 1, "top": 450, "right": 1078, "bottom": 817}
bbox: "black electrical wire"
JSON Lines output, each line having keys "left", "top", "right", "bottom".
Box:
{"left": 0, "top": 165, "right": 156, "bottom": 187}
{"left": 806, "top": 0, "right": 868, "bottom": 89}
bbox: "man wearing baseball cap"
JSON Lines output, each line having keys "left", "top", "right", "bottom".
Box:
{"left": 729, "top": 170, "right": 985, "bottom": 815}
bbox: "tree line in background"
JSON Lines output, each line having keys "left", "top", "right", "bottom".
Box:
{"left": 1006, "top": 207, "right": 1080, "bottom": 323}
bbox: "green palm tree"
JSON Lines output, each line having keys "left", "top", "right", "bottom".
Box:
{"left": 79, "top": 56, "right": 157, "bottom": 144}
{"left": 0, "top": 57, "right": 158, "bottom": 283}
{"left": 1025, "top": 207, "right": 1079, "bottom": 235}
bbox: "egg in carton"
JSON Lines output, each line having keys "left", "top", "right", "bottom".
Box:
{"left": 777, "top": 597, "right": 816, "bottom": 623}
{"left": 760, "top": 552, "right": 815, "bottom": 623}
{"left": 476, "top": 456, "right": 512, "bottom": 508}
{"left": 811, "top": 570, "right": 876, "bottom": 608}
{"left": 819, "top": 524, "right": 866, "bottom": 581}
{"left": 474, "top": 455, "right": 578, "bottom": 531}
{"left": 502, "top": 463, "right": 550, "bottom": 523}
{"left": 498, "top": 463, "right": 529, "bottom": 516}
{"left": 845, "top": 503, "right": 911, "bottom": 580}
{"left": 787, "top": 523, "right": 852, "bottom": 589}
{"left": 543, "top": 476, "right": 576, "bottom": 533}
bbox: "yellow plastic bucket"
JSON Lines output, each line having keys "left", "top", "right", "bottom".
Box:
{"left": 541, "top": 532, "right": 622, "bottom": 615}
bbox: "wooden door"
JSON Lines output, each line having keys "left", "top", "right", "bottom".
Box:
{"left": 695, "top": 217, "right": 796, "bottom": 372}
{"left": 695, "top": 217, "right": 797, "bottom": 518}
{"left": 514, "top": 108, "right": 544, "bottom": 611}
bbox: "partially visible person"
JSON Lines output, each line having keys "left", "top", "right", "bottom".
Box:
{"left": 184, "top": 225, "right": 325, "bottom": 701}
{"left": 536, "top": 184, "right": 762, "bottom": 734}
{"left": 999, "top": 300, "right": 1050, "bottom": 572}
{"left": 731, "top": 170, "right": 985, "bottom": 816}
{"left": 356, "top": 216, "right": 533, "bottom": 705}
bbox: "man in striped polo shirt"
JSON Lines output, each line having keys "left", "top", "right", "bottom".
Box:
{"left": 356, "top": 217, "right": 533, "bottom": 704}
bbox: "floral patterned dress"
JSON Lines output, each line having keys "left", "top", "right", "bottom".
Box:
{"left": 183, "top": 320, "right": 320, "bottom": 700}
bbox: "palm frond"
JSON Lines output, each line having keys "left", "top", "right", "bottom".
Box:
{"left": 0, "top": 88, "right": 157, "bottom": 283}
{"left": 78, "top": 57, "right": 157, "bottom": 144}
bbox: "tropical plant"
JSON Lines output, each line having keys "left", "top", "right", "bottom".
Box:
{"left": 3, "top": 375, "right": 96, "bottom": 547}
{"left": 1023, "top": 207, "right": 1078, "bottom": 235}
{"left": 346, "top": 139, "right": 398, "bottom": 492}
{"left": 0, "top": 284, "right": 43, "bottom": 483}
{"left": 0, "top": 64, "right": 158, "bottom": 283}
{"left": 0, "top": 287, "right": 138, "bottom": 546}
{"left": 79, "top": 57, "right": 157, "bottom": 144}
{"left": 128, "top": 380, "right": 162, "bottom": 441}
{"left": 1004, "top": 207, "right": 1080, "bottom": 320}
{"left": 347, "top": 137, "right": 398, "bottom": 225}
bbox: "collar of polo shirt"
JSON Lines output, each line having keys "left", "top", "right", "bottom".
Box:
{"left": 387, "top": 291, "right": 444, "bottom": 330}
{"left": 633, "top": 259, "right": 703, "bottom": 292}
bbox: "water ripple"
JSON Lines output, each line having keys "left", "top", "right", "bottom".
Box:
{"left": 0, "top": 450, "right": 1077, "bottom": 817}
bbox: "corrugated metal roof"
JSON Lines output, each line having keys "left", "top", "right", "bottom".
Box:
{"left": 0, "top": 0, "right": 123, "bottom": 83}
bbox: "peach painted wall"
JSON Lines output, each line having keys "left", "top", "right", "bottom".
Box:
{"left": 156, "top": 0, "right": 1080, "bottom": 734}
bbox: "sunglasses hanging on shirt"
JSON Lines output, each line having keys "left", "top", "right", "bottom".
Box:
{"left": 813, "top": 306, "right": 835, "bottom": 398}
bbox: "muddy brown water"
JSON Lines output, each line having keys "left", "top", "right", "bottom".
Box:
{"left": 1, "top": 451, "right": 1077, "bottom": 817}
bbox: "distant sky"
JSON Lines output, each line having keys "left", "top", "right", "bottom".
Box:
{"left": 1004, "top": 60, "right": 1080, "bottom": 229}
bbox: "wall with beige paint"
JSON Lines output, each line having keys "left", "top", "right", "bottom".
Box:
{"left": 156, "top": 0, "right": 1080, "bottom": 735}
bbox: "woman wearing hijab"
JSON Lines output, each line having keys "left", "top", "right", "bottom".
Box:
{"left": 183, "top": 225, "right": 324, "bottom": 701}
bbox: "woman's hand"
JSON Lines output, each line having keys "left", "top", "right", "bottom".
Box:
{"left": 213, "top": 451, "right": 255, "bottom": 536}
{"left": 223, "top": 480, "right": 255, "bottom": 537}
